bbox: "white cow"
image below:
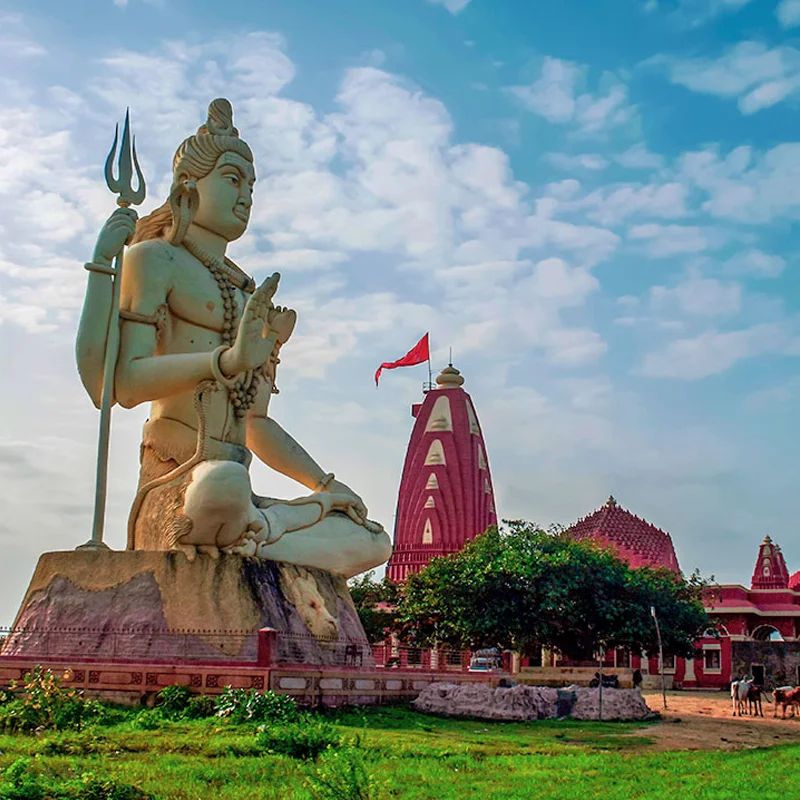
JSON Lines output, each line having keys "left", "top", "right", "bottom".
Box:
{"left": 731, "top": 678, "right": 753, "bottom": 716}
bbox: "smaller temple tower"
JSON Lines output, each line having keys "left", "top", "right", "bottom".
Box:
{"left": 567, "top": 496, "right": 681, "bottom": 573}
{"left": 751, "top": 535, "right": 790, "bottom": 590}
{"left": 386, "top": 364, "right": 496, "bottom": 582}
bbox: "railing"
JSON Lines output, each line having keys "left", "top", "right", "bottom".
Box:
{"left": 0, "top": 627, "right": 497, "bottom": 674}
{"left": 0, "top": 626, "right": 257, "bottom": 664}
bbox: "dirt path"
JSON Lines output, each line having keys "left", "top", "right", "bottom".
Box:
{"left": 635, "top": 690, "right": 800, "bottom": 751}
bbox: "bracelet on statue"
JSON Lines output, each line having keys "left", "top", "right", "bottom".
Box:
{"left": 84, "top": 261, "right": 116, "bottom": 276}
{"left": 210, "top": 346, "right": 239, "bottom": 389}
{"left": 314, "top": 472, "right": 336, "bottom": 492}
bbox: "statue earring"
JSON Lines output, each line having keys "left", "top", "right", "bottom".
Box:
{"left": 167, "top": 178, "right": 199, "bottom": 245}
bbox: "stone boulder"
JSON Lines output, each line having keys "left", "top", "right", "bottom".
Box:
{"left": 413, "top": 682, "right": 653, "bottom": 722}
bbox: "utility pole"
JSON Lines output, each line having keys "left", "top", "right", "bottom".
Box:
{"left": 650, "top": 606, "right": 667, "bottom": 711}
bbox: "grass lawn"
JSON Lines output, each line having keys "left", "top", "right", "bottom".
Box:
{"left": 1, "top": 703, "right": 799, "bottom": 799}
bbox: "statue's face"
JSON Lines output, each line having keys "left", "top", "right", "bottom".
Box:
{"left": 191, "top": 152, "right": 256, "bottom": 242}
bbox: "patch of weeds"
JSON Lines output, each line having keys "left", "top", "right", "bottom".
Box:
{"left": 307, "top": 742, "right": 387, "bottom": 800}
{"left": 256, "top": 718, "right": 342, "bottom": 760}
{"left": 215, "top": 687, "right": 301, "bottom": 724}
{"left": 0, "top": 758, "right": 153, "bottom": 800}
{"left": 0, "top": 667, "right": 103, "bottom": 734}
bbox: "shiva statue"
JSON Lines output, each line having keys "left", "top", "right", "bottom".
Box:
{"left": 76, "top": 98, "right": 391, "bottom": 578}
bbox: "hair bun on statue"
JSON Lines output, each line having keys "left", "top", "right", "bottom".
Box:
{"left": 197, "top": 98, "right": 240, "bottom": 138}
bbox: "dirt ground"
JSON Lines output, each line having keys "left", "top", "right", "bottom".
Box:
{"left": 636, "top": 689, "right": 800, "bottom": 751}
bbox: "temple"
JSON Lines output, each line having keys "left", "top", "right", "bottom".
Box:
{"left": 567, "top": 496, "right": 680, "bottom": 572}
{"left": 386, "top": 364, "right": 496, "bottom": 582}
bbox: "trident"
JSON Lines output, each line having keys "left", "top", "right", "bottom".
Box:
{"left": 78, "top": 110, "right": 146, "bottom": 550}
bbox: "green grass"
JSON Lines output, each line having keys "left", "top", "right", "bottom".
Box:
{"left": 0, "top": 705, "right": 798, "bottom": 799}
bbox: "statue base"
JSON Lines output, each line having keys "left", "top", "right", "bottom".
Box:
{"left": 3, "top": 551, "right": 371, "bottom": 666}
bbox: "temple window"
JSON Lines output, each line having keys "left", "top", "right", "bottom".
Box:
{"left": 425, "top": 474, "right": 439, "bottom": 490}
{"left": 422, "top": 519, "right": 433, "bottom": 544}
{"left": 466, "top": 401, "right": 480, "bottom": 435}
{"left": 424, "top": 496, "right": 435, "bottom": 509}
{"left": 424, "top": 440, "right": 446, "bottom": 466}
{"left": 478, "top": 444, "right": 487, "bottom": 470}
{"left": 425, "top": 396, "right": 453, "bottom": 432}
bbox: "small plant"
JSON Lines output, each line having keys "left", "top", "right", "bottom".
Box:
{"left": 255, "top": 718, "right": 341, "bottom": 760}
{"left": 0, "top": 759, "right": 154, "bottom": 800}
{"left": 215, "top": 687, "right": 301, "bottom": 724}
{"left": 183, "top": 694, "right": 217, "bottom": 720}
{"left": 155, "top": 684, "right": 193, "bottom": 720}
{"left": 307, "top": 743, "right": 386, "bottom": 799}
{"left": 0, "top": 667, "right": 98, "bottom": 733}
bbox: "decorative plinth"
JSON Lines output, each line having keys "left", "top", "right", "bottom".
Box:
{"left": 3, "top": 550, "right": 371, "bottom": 666}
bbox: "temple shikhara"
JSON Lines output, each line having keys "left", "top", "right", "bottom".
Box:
{"left": 567, "top": 496, "right": 680, "bottom": 573}
{"left": 386, "top": 364, "right": 496, "bottom": 582}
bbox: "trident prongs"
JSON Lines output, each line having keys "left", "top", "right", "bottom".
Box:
{"left": 104, "top": 108, "right": 146, "bottom": 208}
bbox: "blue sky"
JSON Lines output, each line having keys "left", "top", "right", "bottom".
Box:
{"left": 0, "top": 0, "right": 799, "bottom": 617}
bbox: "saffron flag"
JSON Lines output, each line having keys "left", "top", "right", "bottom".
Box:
{"left": 375, "top": 333, "right": 430, "bottom": 386}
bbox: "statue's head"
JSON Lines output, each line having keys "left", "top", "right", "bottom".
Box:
{"left": 132, "top": 98, "right": 255, "bottom": 246}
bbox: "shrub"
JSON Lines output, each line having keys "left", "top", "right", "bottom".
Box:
{"left": 0, "top": 759, "right": 153, "bottom": 800}
{"left": 183, "top": 694, "right": 217, "bottom": 720}
{"left": 215, "top": 687, "right": 301, "bottom": 724}
{"left": 0, "top": 667, "right": 99, "bottom": 733}
{"left": 307, "top": 743, "right": 386, "bottom": 800}
{"left": 255, "top": 719, "right": 341, "bottom": 760}
{"left": 155, "top": 684, "right": 193, "bottom": 720}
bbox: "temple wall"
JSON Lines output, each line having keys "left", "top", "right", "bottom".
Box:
{"left": 732, "top": 641, "right": 800, "bottom": 687}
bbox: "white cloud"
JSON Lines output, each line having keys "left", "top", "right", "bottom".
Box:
{"left": 641, "top": 323, "right": 793, "bottom": 379}
{"left": 644, "top": 0, "right": 755, "bottom": 27}
{"left": 426, "top": 0, "right": 472, "bottom": 14}
{"left": 777, "top": 0, "right": 800, "bottom": 28}
{"left": 723, "top": 249, "right": 786, "bottom": 278}
{"left": 627, "top": 223, "right": 725, "bottom": 257}
{"left": 650, "top": 41, "right": 800, "bottom": 114}
{"left": 506, "top": 57, "right": 637, "bottom": 135}
{"left": 546, "top": 152, "right": 609, "bottom": 171}
{"left": 615, "top": 143, "right": 664, "bottom": 170}
{"left": 651, "top": 274, "right": 742, "bottom": 316}
{"left": 678, "top": 143, "right": 800, "bottom": 223}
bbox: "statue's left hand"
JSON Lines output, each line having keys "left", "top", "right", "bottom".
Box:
{"left": 324, "top": 479, "right": 368, "bottom": 522}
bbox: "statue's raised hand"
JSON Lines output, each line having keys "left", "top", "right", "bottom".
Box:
{"left": 91, "top": 207, "right": 138, "bottom": 267}
{"left": 220, "top": 273, "right": 280, "bottom": 377}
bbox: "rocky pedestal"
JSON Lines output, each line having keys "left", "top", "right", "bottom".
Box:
{"left": 2, "top": 551, "right": 371, "bottom": 667}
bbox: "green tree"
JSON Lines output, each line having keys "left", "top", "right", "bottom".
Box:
{"left": 348, "top": 571, "right": 400, "bottom": 644}
{"left": 395, "top": 522, "right": 710, "bottom": 661}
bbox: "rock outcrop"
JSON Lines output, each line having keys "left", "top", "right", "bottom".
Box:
{"left": 413, "top": 682, "right": 653, "bottom": 721}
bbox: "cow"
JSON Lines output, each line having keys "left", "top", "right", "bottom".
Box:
{"left": 747, "top": 683, "right": 764, "bottom": 717}
{"left": 731, "top": 678, "right": 753, "bottom": 716}
{"left": 773, "top": 686, "right": 800, "bottom": 719}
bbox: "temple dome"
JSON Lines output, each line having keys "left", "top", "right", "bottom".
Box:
{"left": 567, "top": 496, "right": 681, "bottom": 573}
{"left": 436, "top": 365, "right": 465, "bottom": 389}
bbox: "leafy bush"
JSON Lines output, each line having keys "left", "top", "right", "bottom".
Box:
{"left": 215, "top": 687, "right": 301, "bottom": 724}
{"left": 0, "top": 759, "right": 153, "bottom": 800}
{"left": 0, "top": 667, "right": 100, "bottom": 733}
{"left": 307, "top": 744, "right": 386, "bottom": 800}
{"left": 155, "top": 684, "right": 194, "bottom": 719}
{"left": 183, "top": 694, "right": 217, "bottom": 720}
{"left": 256, "top": 719, "right": 342, "bottom": 760}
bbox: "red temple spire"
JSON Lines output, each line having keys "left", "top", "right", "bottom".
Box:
{"left": 751, "top": 535, "right": 790, "bottom": 590}
{"left": 386, "top": 364, "right": 497, "bottom": 583}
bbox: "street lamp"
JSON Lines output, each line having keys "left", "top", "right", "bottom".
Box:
{"left": 650, "top": 606, "right": 667, "bottom": 711}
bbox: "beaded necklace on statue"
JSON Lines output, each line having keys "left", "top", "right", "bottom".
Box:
{"left": 182, "top": 236, "right": 259, "bottom": 419}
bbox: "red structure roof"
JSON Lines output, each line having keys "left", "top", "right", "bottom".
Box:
{"left": 567, "top": 496, "right": 681, "bottom": 572}
{"left": 386, "top": 365, "right": 496, "bottom": 582}
{"left": 790, "top": 571, "right": 800, "bottom": 592}
{"left": 750, "top": 535, "right": 790, "bottom": 589}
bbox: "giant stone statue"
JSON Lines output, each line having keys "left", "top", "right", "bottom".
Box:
{"left": 5, "top": 100, "right": 391, "bottom": 662}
